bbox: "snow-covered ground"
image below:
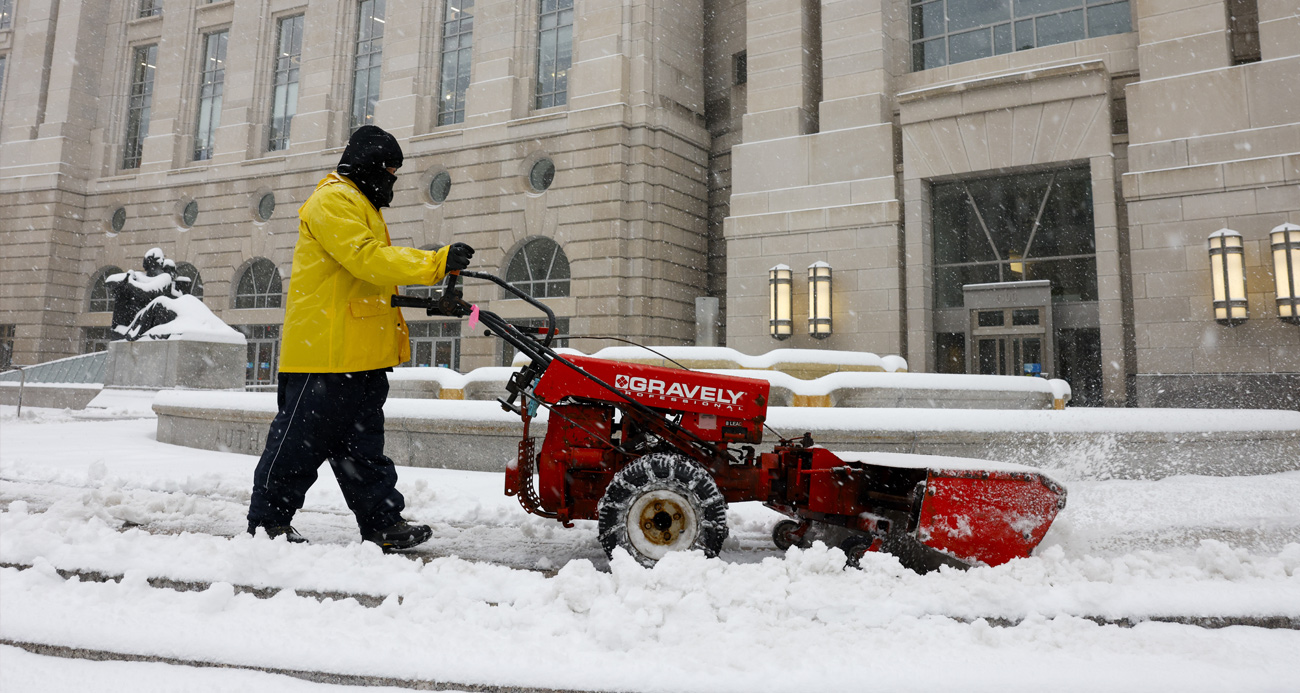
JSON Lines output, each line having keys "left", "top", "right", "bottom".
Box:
{"left": 2, "top": 405, "right": 1299, "bottom": 692}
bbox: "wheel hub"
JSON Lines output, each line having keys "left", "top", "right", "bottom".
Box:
{"left": 627, "top": 489, "right": 698, "bottom": 560}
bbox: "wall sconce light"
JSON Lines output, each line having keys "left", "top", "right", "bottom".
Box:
{"left": 1272, "top": 223, "right": 1299, "bottom": 325}
{"left": 768, "top": 264, "right": 792, "bottom": 340}
{"left": 1208, "top": 228, "right": 1248, "bottom": 326}
{"left": 808, "top": 261, "right": 832, "bottom": 339}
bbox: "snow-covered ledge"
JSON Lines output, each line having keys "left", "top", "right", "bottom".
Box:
{"left": 153, "top": 391, "right": 1300, "bottom": 480}
{"left": 391, "top": 348, "right": 1071, "bottom": 409}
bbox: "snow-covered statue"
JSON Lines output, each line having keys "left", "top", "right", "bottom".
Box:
{"left": 104, "top": 248, "right": 237, "bottom": 342}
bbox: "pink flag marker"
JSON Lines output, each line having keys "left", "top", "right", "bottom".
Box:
{"left": 468, "top": 304, "right": 480, "bottom": 330}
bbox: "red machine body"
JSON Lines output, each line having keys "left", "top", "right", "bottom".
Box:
{"left": 507, "top": 354, "right": 1066, "bottom": 570}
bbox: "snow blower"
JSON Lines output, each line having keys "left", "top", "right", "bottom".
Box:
{"left": 393, "top": 272, "right": 1066, "bottom": 572}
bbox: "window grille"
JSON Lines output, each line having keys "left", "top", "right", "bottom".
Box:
{"left": 88, "top": 266, "right": 125, "bottom": 313}
{"left": 438, "top": 0, "right": 474, "bottom": 125}
{"left": 911, "top": 0, "right": 1131, "bottom": 71}
{"left": 0, "top": 324, "right": 14, "bottom": 370}
{"left": 405, "top": 321, "right": 462, "bottom": 370}
{"left": 0, "top": 55, "right": 7, "bottom": 124}
{"left": 138, "top": 0, "right": 162, "bottom": 19}
{"left": 122, "top": 44, "right": 158, "bottom": 169}
{"left": 351, "top": 0, "right": 386, "bottom": 131}
{"left": 235, "top": 324, "right": 280, "bottom": 385}
{"left": 194, "top": 30, "right": 228, "bottom": 161}
{"left": 269, "top": 15, "right": 304, "bottom": 151}
{"left": 0, "top": 0, "right": 13, "bottom": 29}
{"left": 504, "top": 238, "right": 570, "bottom": 299}
{"left": 535, "top": 0, "right": 573, "bottom": 109}
{"left": 81, "top": 327, "right": 117, "bottom": 355}
{"left": 233, "top": 258, "right": 283, "bottom": 309}
{"left": 930, "top": 166, "right": 1097, "bottom": 309}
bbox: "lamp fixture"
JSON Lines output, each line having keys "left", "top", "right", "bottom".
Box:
{"left": 1208, "top": 228, "right": 1248, "bottom": 326}
{"left": 808, "top": 261, "right": 832, "bottom": 339}
{"left": 1271, "top": 223, "right": 1299, "bottom": 325}
{"left": 768, "top": 264, "right": 792, "bottom": 340}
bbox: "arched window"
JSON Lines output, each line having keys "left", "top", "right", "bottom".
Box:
{"left": 233, "top": 258, "right": 283, "bottom": 309}
{"left": 88, "top": 266, "right": 124, "bottom": 313}
{"left": 504, "top": 237, "right": 570, "bottom": 298}
{"left": 175, "top": 262, "right": 205, "bottom": 299}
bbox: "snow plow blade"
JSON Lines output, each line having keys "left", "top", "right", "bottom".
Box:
{"left": 911, "top": 460, "right": 1067, "bottom": 569}
{"left": 820, "top": 452, "right": 1067, "bottom": 572}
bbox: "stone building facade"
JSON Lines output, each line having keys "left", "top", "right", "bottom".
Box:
{"left": 1, "top": 0, "right": 1297, "bottom": 407}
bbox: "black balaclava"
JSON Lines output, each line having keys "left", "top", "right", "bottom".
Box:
{"left": 336, "top": 125, "right": 404, "bottom": 209}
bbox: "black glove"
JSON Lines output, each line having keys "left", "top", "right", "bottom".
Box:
{"left": 445, "top": 242, "right": 475, "bottom": 272}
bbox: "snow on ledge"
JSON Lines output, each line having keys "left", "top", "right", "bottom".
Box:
{"left": 513, "top": 345, "right": 909, "bottom": 373}
{"left": 152, "top": 390, "right": 1299, "bottom": 434}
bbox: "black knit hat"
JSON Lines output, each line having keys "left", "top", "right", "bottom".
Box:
{"left": 337, "top": 125, "right": 403, "bottom": 208}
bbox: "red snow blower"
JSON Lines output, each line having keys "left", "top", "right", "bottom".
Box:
{"left": 393, "top": 272, "right": 1066, "bottom": 572}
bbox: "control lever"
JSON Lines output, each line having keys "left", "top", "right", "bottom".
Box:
{"left": 391, "top": 272, "right": 469, "bottom": 317}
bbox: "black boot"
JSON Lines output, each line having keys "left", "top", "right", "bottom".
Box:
{"left": 248, "top": 522, "right": 308, "bottom": 544}
{"left": 363, "top": 519, "right": 432, "bottom": 552}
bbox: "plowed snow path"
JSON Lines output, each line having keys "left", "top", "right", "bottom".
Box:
{"left": 3, "top": 409, "right": 1300, "bottom": 692}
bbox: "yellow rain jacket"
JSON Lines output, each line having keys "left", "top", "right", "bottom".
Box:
{"left": 278, "top": 173, "right": 450, "bottom": 373}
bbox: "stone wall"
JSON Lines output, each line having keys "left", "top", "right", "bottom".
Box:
{"left": 155, "top": 397, "right": 1300, "bottom": 479}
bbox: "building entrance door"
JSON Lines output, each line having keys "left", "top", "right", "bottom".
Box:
{"left": 970, "top": 304, "right": 1049, "bottom": 376}
{"left": 964, "top": 281, "right": 1053, "bottom": 378}
{"left": 975, "top": 333, "right": 1044, "bottom": 376}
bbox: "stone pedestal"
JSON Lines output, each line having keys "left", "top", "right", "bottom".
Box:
{"left": 104, "top": 339, "right": 245, "bottom": 390}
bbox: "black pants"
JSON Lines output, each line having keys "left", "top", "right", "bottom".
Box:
{"left": 247, "top": 370, "right": 404, "bottom": 536}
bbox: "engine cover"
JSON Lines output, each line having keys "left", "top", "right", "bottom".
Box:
{"left": 533, "top": 355, "right": 771, "bottom": 444}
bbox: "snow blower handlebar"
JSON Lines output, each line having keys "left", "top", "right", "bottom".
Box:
{"left": 391, "top": 272, "right": 723, "bottom": 459}
{"left": 391, "top": 270, "right": 558, "bottom": 412}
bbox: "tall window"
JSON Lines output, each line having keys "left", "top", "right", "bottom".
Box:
{"left": 438, "top": 0, "right": 474, "bottom": 125}
{"left": 930, "top": 166, "right": 1096, "bottom": 309}
{"left": 1227, "top": 0, "right": 1260, "bottom": 65}
{"left": 122, "top": 44, "right": 158, "bottom": 169}
{"left": 405, "top": 321, "right": 462, "bottom": 370}
{"left": 351, "top": 0, "right": 385, "bottom": 131}
{"left": 911, "top": 0, "right": 1131, "bottom": 71}
{"left": 194, "top": 30, "right": 228, "bottom": 161}
{"left": 138, "top": 0, "right": 162, "bottom": 18}
{"left": 269, "top": 14, "right": 304, "bottom": 151}
{"left": 0, "top": 0, "right": 12, "bottom": 29}
{"left": 0, "top": 325, "right": 14, "bottom": 370}
{"left": 505, "top": 237, "right": 570, "bottom": 298}
{"left": 535, "top": 0, "right": 573, "bottom": 109}
{"left": 235, "top": 325, "right": 280, "bottom": 385}
{"left": 88, "top": 266, "right": 125, "bottom": 313}
{"left": 82, "top": 327, "right": 117, "bottom": 354}
{"left": 233, "top": 258, "right": 283, "bottom": 309}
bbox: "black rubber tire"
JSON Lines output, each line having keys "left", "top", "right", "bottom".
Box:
{"left": 840, "top": 535, "right": 874, "bottom": 570}
{"left": 772, "top": 519, "right": 803, "bottom": 551}
{"left": 597, "top": 452, "right": 729, "bottom": 567}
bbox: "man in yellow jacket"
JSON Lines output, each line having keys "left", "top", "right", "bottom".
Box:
{"left": 247, "top": 125, "right": 474, "bottom": 551}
